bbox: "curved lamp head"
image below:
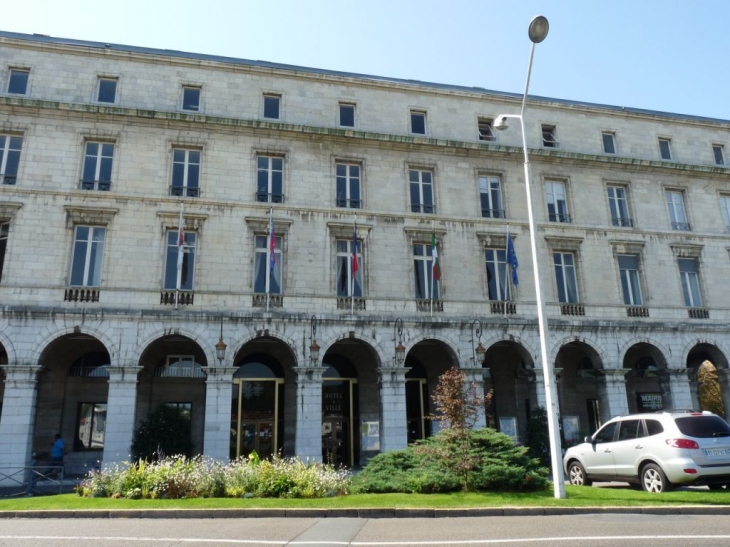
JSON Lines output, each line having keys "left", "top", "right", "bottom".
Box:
{"left": 493, "top": 114, "right": 510, "bottom": 131}
{"left": 528, "top": 15, "right": 549, "bottom": 44}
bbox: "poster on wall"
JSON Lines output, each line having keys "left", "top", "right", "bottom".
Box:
{"left": 499, "top": 417, "right": 518, "bottom": 441}
{"left": 637, "top": 392, "right": 663, "bottom": 412}
{"left": 562, "top": 416, "right": 581, "bottom": 447}
{"left": 361, "top": 421, "right": 380, "bottom": 451}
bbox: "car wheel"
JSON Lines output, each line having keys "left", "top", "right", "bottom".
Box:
{"left": 567, "top": 461, "right": 592, "bottom": 487}
{"left": 641, "top": 463, "right": 673, "bottom": 493}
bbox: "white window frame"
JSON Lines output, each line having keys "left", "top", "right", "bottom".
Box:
{"left": 410, "top": 110, "right": 427, "bottom": 135}
{"left": 545, "top": 179, "right": 570, "bottom": 223}
{"left": 678, "top": 257, "right": 702, "bottom": 307}
{"left": 720, "top": 194, "right": 730, "bottom": 232}
{"left": 339, "top": 103, "right": 356, "bottom": 128}
{"left": 335, "top": 162, "right": 361, "bottom": 208}
{"left": 7, "top": 68, "right": 29, "bottom": 95}
{"left": 171, "top": 148, "right": 201, "bottom": 197}
{"left": 181, "top": 85, "right": 201, "bottom": 112}
{"left": 69, "top": 225, "right": 106, "bottom": 287}
{"left": 0, "top": 221, "right": 8, "bottom": 282}
{"left": 256, "top": 155, "right": 284, "bottom": 203}
{"left": 409, "top": 169, "right": 434, "bottom": 213}
{"left": 479, "top": 175, "right": 503, "bottom": 218}
{"left": 713, "top": 144, "right": 725, "bottom": 166}
{"left": 81, "top": 141, "right": 114, "bottom": 191}
{"left": 263, "top": 94, "right": 281, "bottom": 120}
{"left": 601, "top": 132, "right": 616, "bottom": 154}
{"left": 617, "top": 254, "right": 642, "bottom": 306}
{"left": 542, "top": 124, "right": 559, "bottom": 148}
{"left": 485, "top": 248, "right": 510, "bottom": 301}
{"left": 254, "top": 234, "right": 283, "bottom": 294}
{"left": 162, "top": 355, "right": 201, "bottom": 378}
{"left": 666, "top": 190, "right": 689, "bottom": 231}
{"left": 478, "top": 118, "right": 496, "bottom": 142}
{"left": 607, "top": 184, "right": 631, "bottom": 227}
{"left": 336, "top": 239, "right": 362, "bottom": 297}
{"left": 658, "top": 138, "right": 673, "bottom": 160}
{"left": 96, "top": 77, "right": 118, "bottom": 104}
{"left": 0, "top": 134, "right": 22, "bottom": 185}
{"left": 164, "top": 230, "right": 196, "bottom": 290}
{"left": 553, "top": 251, "right": 579, "bottom": 304}
{"left": 413, "top": 243, "right": 439, "bottom": 300}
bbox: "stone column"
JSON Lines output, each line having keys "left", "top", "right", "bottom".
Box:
{"left": 601, "top": 370, "right": 629, "bottom": 421}
{"left": 294, "top": 366, "right": 327, "bottom": 463}
{"left": 377, "top": 367, "right": 407, "bottom": 451}
{"left": 101, "top": 366, "right": 142, "bottom": 469}
{"left": 666, "top": 369, "right": 694, "bottom": 412}
{"left": 0, "top": 365, "right": 42, "bottom": 478}
{"left": 460, "top": 367, "right": 487, "bottom": 429}
{"left": 203, "top": 367, "right": 237, "bottom": 461}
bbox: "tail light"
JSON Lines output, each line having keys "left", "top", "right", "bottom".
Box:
{"left": 666, "top": 439, "right": 700, "bottom": 449}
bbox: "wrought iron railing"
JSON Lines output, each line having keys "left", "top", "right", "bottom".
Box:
{"left": 64, "top": 288, "right": 100, "bottom": 302}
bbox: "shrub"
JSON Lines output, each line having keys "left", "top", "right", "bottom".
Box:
{"left": 131, "top": 404, "right": 193, "bottom": 462}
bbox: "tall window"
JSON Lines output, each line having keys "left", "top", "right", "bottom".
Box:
{"left": 257, "top": 156, "right": 284, "bottom": 203}
{"left": 254, "top": 234, "right": 282, "bottom": 294}
{"left": 479, "top": 175, "right": 503, "bottom": 218}
{"left": 97, "top": 78, "right": 117, "bottom": 104}
{"left": 339, "top": 103, "right": 355, "bottom": 127}
{"left": 263, "top": 94, "right": 281, "bottom": 119}
{"left": 485, "top": 248, "right": 510, "bottom": 301}
{"left": 413, "top": 243, "right": 439, "bottom": 299}
{"left": 720, "top": 195, "right": 730, "bottom": 232}
{"left": 713, "top": 144, "right": 725, "bottom": 166}
{"left": 7, "top": 69, "right": 29, "bottom": 95}
{"left": 658, "top": 138, "right": 673, "bottom": 160}
{"left": 602, "top": 132, "right": 616, "bottom": 154}
{"left": 409, "top": 169, "right": 434, "bottom": 213}
{"left": 336, "top": 239, "right": 362, "bottom": 297}
{"left": 164, "top": 230, "right": 196, "bottom": 290}
{"left": 0, "top": 221, "right": 8, "bottom": 281}
{"left": 70, "top": 226, "right": 106, "bottom": 287}
{"left": 75, "top": 403, "right": 107, "bottom": 450}
{"left": 0, "top": 135, "right": 22, "bottom": 185}
{"left": 545, "top": 180, "right": 569, "bottom": 222}
{"left": 171, "top": 149, "right": 200, "bottom": 197}
{"left": 182, "top": 86, "right": 201, "bottom": 112}
{"left": 81, "top": 142, "right": 114, "bottom": 190}
{"left": 542, "top": 125, "right": 559, "bottom": 148}
{"left": 554, "top": 252, "right": 578, "bottom": 303}
{"left": 678, "top": 258, "right": 702, "bottom": 307}
{"left": 410, "top": 111, "right": 426, "bottom": 135}
{"left": 607, "top": 185, "right": 631, "bottom": 227}
{"left": 478, "top": 118, "right": 496, "bottom": 142}
{"left": 336, "top": 163, "right": 361, "bottom": 208}
{"left": 618, "top": 254, "right": 642, "bottom": 305}
{"left": 666, "top": 190, "right": 689, "bottom": 231}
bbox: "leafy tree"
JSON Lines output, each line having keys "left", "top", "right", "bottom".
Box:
{"left": 698, "top": 360, "right": 725, "bottom": 416}
{"left": 131, "top": 404, "right": 193, "bottom": 461}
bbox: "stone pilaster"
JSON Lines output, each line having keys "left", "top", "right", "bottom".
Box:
{"left": 203, "top": 366, "right": 237, "bottom": 461}
{"left": 0, "top": 365, "right": 42, "bottom": 477}
{"left": 294, "top": 366, "right": 327, "bottom": 463}
{"left": 377, "top": 367, "right": 407, "bottom": 452}
{"left": 460, "top": 367, "right": 487, "bottom": 429}
{"left": 715, "top": 369, "right": 730, "bottom": 421}
{"left": 101, "top": 366, "right": 142, "bottom": 469}
{"left": 666, "top": 368, "right": 694, "bottom": 412}
{"left": 601, "top": 370, "right": 629, "bottom": 420}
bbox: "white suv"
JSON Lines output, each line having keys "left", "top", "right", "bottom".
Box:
{"left": 563, "top": 411, "right": 730, "bottom": 493}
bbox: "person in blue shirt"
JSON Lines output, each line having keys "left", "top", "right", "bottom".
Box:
{"left": 51, "top": 434, "right": 65, "bottom": 466}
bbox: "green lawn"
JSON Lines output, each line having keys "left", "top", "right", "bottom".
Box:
{"left": 1, "top": 486, "right": 730, "bottom": 511}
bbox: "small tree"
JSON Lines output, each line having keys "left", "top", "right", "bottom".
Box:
{"left": 426, "top": 367, "right": 493, "bottom": 491}
{"left": 131, "top": 404, "right": 193, "bottom": 461}
{"left": 524, "top": 407, "right": 551, "bottom": 469}
{"left": 698, "top": 360, "right": 725, "bottom": 416}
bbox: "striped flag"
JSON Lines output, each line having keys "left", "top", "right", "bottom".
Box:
{"left": 176, "top": 207, "right": 184, "bottom": 290}
{"left": 431, "top": 232, "right": 440, "bottom": 281}
{"left": 268, "top": 208, "right": 276, "bottom": 272}
{"left": 352, "top": 222, "right": 359, "bottom": 277}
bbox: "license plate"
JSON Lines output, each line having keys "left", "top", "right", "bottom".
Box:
{"left": 704, "top": 448, "right": 728, "bottom": 457}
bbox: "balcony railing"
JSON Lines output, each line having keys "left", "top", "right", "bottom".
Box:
{"left": 80, "top": 179, "right": 111, "bottom": 191}
{"left": 688, "top": 307, "right": 709, "bottom": 319}
{"left": 671, "top": 221, "right": 691, "bottom": 231}
{"left": 626, "top": 306, "right": 649, "bottom": 318}
{"left": 160, "top": 291, "right": 194, "bottom": 306}
{"left": 337, "top": 296, "right": 366, "bottom": 311}
{"left": 336, "top": 198, "right": 362, "bottom": 209}
{"left": 64, "top": 288, "right": 100, "bottom": 302}
{"left": 256, "top": 192, "right": 284, "bottom": 203}
{"left": 410, "top": 203, "right": 435, "bottom": 214}
{"left": 560, "top": 303, "right": 585, "bottom": 316}
{"left": 170, "top": 186, "right": 200, "bottom": 197}
{"left": 1, "top": 174, "right": 17, "bottom": 185}
{"left": 548, "top": 213, "right": 571, "bottom": 223}
{"left": 253, "top": 293, "right": 283, "bottom": 308}
{"left": 416, "top": 299, "right": 443, "bottom": 312}
{"left": 490, "top": 301, "right": 517, "bottom": 315}
{"left": 481, "top": 208, "right": 505, "bottom": 219}
{"left": 612, "top": 217, "right": 634, "bottom": 228}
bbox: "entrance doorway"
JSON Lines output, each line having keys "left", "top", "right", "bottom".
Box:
{"left": 230, "top": 359, "right": 284, "bottom": 460}
{"left": 405, "top": 358, "right": 430, "bottom": 444}
{"left": 321, "top": 359, "right": 359, "bottom": 467}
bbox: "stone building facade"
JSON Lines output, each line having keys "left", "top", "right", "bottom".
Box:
{"left": 0, "top": 31, "right": 729, "bottom": 475}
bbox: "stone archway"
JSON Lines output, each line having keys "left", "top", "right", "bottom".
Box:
{"left": 623, "top": 342, "right": 669, "bottom": 413}
{"left": 687, "top": 343, "right": 729, "bottom": 418}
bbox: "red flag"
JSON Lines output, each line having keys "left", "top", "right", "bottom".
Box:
{"left": 352, "top": 223, "right": 359, "bottom": 276}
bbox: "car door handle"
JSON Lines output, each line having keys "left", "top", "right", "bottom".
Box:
{"left": 635, "top": 444, "right": 644, "bottom": 449}
{"left": 604, "top": 448, "right": 612, "bottom": 453}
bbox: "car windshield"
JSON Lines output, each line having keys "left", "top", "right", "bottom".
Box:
{"left": 674, "top": 415, "right": 730, "bottom": 438}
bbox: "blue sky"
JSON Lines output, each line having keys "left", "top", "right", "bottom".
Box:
{"left": 5, "top": 0, "right": 729, "bottom": 120}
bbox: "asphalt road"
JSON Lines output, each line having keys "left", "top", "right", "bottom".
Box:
{"left": 1, "top": 514, "right": 730, "bottom": 547}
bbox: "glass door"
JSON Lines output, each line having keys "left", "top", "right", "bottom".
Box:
{"left": 230, "top": 378, "right": 282, "bottom": 460}
{"left": 321, "top": 378, "right": 357, "bottom": 466}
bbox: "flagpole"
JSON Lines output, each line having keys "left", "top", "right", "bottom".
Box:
{"left": 175, "top": 203, "right": 184, "bottom": 310}
{"left": 351, "top": 217, "right": 356, "bottom": 315}
{"left": 505, "top": 228, "right": 510, "bottom": 318}
{"left": 266, "top": 207, "right": 273, "bottom": 313}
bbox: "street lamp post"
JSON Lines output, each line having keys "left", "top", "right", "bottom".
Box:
{"left": 493, "top": 15, "right": 566, "bottom": 498}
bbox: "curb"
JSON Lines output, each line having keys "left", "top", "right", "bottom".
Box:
{"left": 2, "top": 506, "right": 730, "bottom": 518}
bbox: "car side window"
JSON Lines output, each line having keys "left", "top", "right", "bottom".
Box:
{"left": 645, "top": 419, "right": 664, "bottom": 436}
{"left": 618, "top": 419, "right": 642, "bottom": 441}
{"left": 593, "top": 422, "right": 617, "bottom": 443}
